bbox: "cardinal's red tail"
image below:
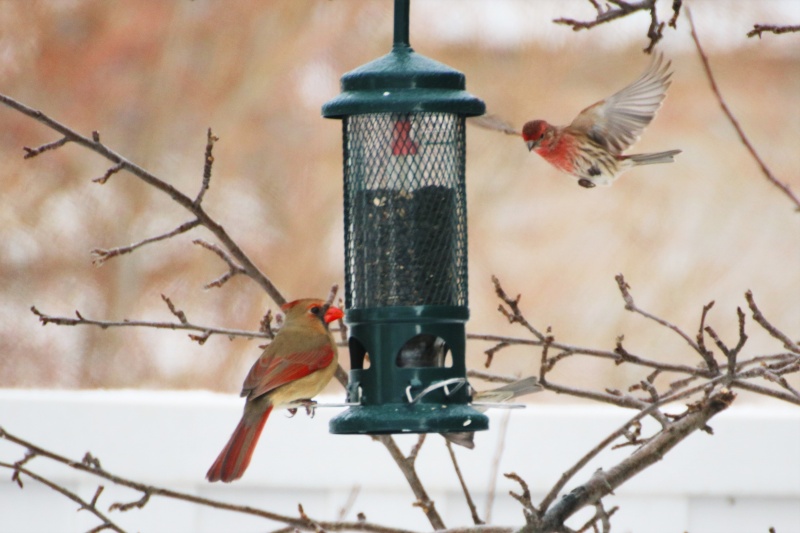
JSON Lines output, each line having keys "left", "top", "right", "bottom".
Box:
{"left": 206, "top": 405, "right": 272, "bottom": 483}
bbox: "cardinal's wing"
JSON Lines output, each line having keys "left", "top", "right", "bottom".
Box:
{"left": 242, "top": 336, "right": 335, "bottom": 399}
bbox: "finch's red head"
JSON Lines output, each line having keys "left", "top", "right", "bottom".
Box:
{"left": 522, "top": 120, "right": 550, "bottom": 151}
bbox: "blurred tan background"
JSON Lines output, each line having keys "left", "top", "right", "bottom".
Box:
{"left": 1, "top": 1, "right": 798, "bottom": 399}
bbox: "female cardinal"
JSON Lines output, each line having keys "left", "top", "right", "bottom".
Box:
{"left": 474, "top": 54, "right": 680, "bottom": 188}
{"left": 206, "top": 299, "right": 344, "bottom": 483}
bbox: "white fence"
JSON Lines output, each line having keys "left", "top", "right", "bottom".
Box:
{"left": 1, "top": 389, "right": 798, "bottom": 533}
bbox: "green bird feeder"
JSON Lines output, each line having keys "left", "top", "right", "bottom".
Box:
{"left": 323, "top": 0, "right": 489, "bottom": 435}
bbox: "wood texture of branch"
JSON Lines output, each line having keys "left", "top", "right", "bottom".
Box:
{"left": 747, "top": 23, "right": 800, "bottom": 38}
{"left": 538, "top": 389, "right": 736, "bottom": 532}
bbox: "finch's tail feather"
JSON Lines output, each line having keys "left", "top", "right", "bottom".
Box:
{"left": 206, "top": 406, "right": 272, "bottom": 483}
{"left": 627, "top": 149, "right": 681, "bottom": 166}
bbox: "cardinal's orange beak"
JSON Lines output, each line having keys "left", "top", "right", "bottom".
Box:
{"left": 324, "top": 306, "right": 344, "bottom": 324}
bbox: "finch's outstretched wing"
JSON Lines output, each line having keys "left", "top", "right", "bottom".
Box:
{"left": 569, "top": 54, "right": 673, "bottom": 154}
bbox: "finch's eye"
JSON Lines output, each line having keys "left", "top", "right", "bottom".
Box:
{"left": 309, "top": 306, "right": 321, "bottom": 316}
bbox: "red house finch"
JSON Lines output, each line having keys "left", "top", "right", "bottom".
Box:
{"left": 206, "top": 299, "right": 344, "bottom": 483}
{"left": 473, "top": 54, "right": 680, "bottom": 188}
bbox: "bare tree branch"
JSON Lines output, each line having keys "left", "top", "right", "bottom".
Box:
{"left": 0, "top": 93, "right": 288, "bottom": 304}
{"left": 552, "top": 0, "right": 672, "bottom": 53}
{"left": 193, "top": 238, "right": 248, "bottom": 289}
{"left": 30, "top": 305, "right": 270, "bottom": 341}
{"left": 747, "top": 24, "right": 800, "bottom": 38}
{"left": 484, "top": 409, "right": 512, "bottom": 523}
{"left": 91, "top": 219, "right": 201, "bottom": 266}
{"left": 372, "top": 435, "right": 445, "bottom": 530}
{"left": 0, "top": 460, "right": 126, "bottom": 533}
{"left": 687, "top": 9, "right": 800, "bottom": 212}
{"left": 745, "top": 291, "right": 800, "bottom": 353}
{"left": 538, "top": 389, "right": 736, "bottom": 531}
{"left": 445, "top": 440, "right": 484, "bottom": 525}
{"left": 195, "top": 128, "right": 217, "bottom": 205}
{"left": 0, "top": 427, "right": 421, "bottom": 533}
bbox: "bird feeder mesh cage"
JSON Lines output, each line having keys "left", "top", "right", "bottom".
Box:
{"left": 343, "top": 112, "right": 467, "bottom": 309}
{"left": 322, "top": 1, "right": 489, "bottom": 433}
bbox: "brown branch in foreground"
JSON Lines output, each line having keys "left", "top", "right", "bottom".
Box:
{"left": 687, "top": 9, "right": 800, "bottom": 212}
{"left": 489, "top": 275, "right": 799, "bottom": 530}
{"left": 0, "top": 427, "right": 419, "bottom": 533}
{"left": 747, "top": 24, "right": 800, "bottom": 38}
{"left": 0, "top": 93, "right": 287, "bottom": 305}
{"left": 538, "top": 389, "right": 736, "bottom": 531}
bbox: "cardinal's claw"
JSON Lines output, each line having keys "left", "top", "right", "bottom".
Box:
{"left": 297, "top": 399, "right": 317, "bottom": 418}
{"left": 286, "top": 407, "right": 298, "bottom": 418}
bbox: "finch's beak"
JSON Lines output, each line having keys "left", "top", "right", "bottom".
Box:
{"left": 323, "top": 306, "right": 344, "bottom": 324}
{"left": 526, "top": 140, "right": 538, "bottom": 151}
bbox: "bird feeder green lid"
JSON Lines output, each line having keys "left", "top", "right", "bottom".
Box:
{"left": 322, "top": 0, "right": 484, "bottom": 119}
{"left": 322, "top": 45, "right": 485, "bottom": 118}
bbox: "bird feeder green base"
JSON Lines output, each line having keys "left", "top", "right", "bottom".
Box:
{"left": 329, "top": 306, "right": 489, "bottom": 435}
{"left": 330, "top": 403, "right": 487, "bottom": 434}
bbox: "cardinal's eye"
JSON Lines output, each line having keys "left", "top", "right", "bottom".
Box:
{"left": 309, "top": 306, "right": 321, "bottom": 316}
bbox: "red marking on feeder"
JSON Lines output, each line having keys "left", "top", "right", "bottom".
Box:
{"left": 391, "top": 117, "right": 418, "bottom": 156}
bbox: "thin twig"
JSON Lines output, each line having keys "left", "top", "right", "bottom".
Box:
{"left": 30, "top": 305, "right": 270, "bottom": 340}
{"left": 745, "top": 291, "right": 800, "bottom": 353}
{"left": 687, "top": 9, "right": 800, "bottom": 212}
{"left": 747, "top": 24, "right": 800, "bottom": 38}
{"left": 0, "top": 461, "right": 126, "bottom": 533}
{"left": 93, "top": 162, "right": 124, "bottom": 184}
{"left": 553, "top": 0, "right": 668, "bottom": 53}
{"left": 91, "top": 219, "right": 201, "bottom": 266}
{"left": 616, "top": 274, "right": 704, "bottom": 355}
{"left": 484, "top": 409, "right": 512, "bottom": 523}
{"left": 492, "top": 275, "right": 546, "bottom": 341}
{"left": 337, "top": 485, "right": 362, "bottom": 521}
{"left": 23, "top": 136, "right": 69, "bottom": 158}
{"left": 193, "top": 238, "right": 247, "bottom": 289}
{"left": 195, "top": 128, "right": 217, "bottom": 205}
{"left": 0, "top": 93, "right": 287, "bottom": 304}
{"left": 445, "top": 441, "right": 484, "bottom": 525}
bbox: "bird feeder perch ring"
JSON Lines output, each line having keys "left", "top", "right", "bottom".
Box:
{"left": 405, "top": 377, "right": 467, "bottom": 404}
